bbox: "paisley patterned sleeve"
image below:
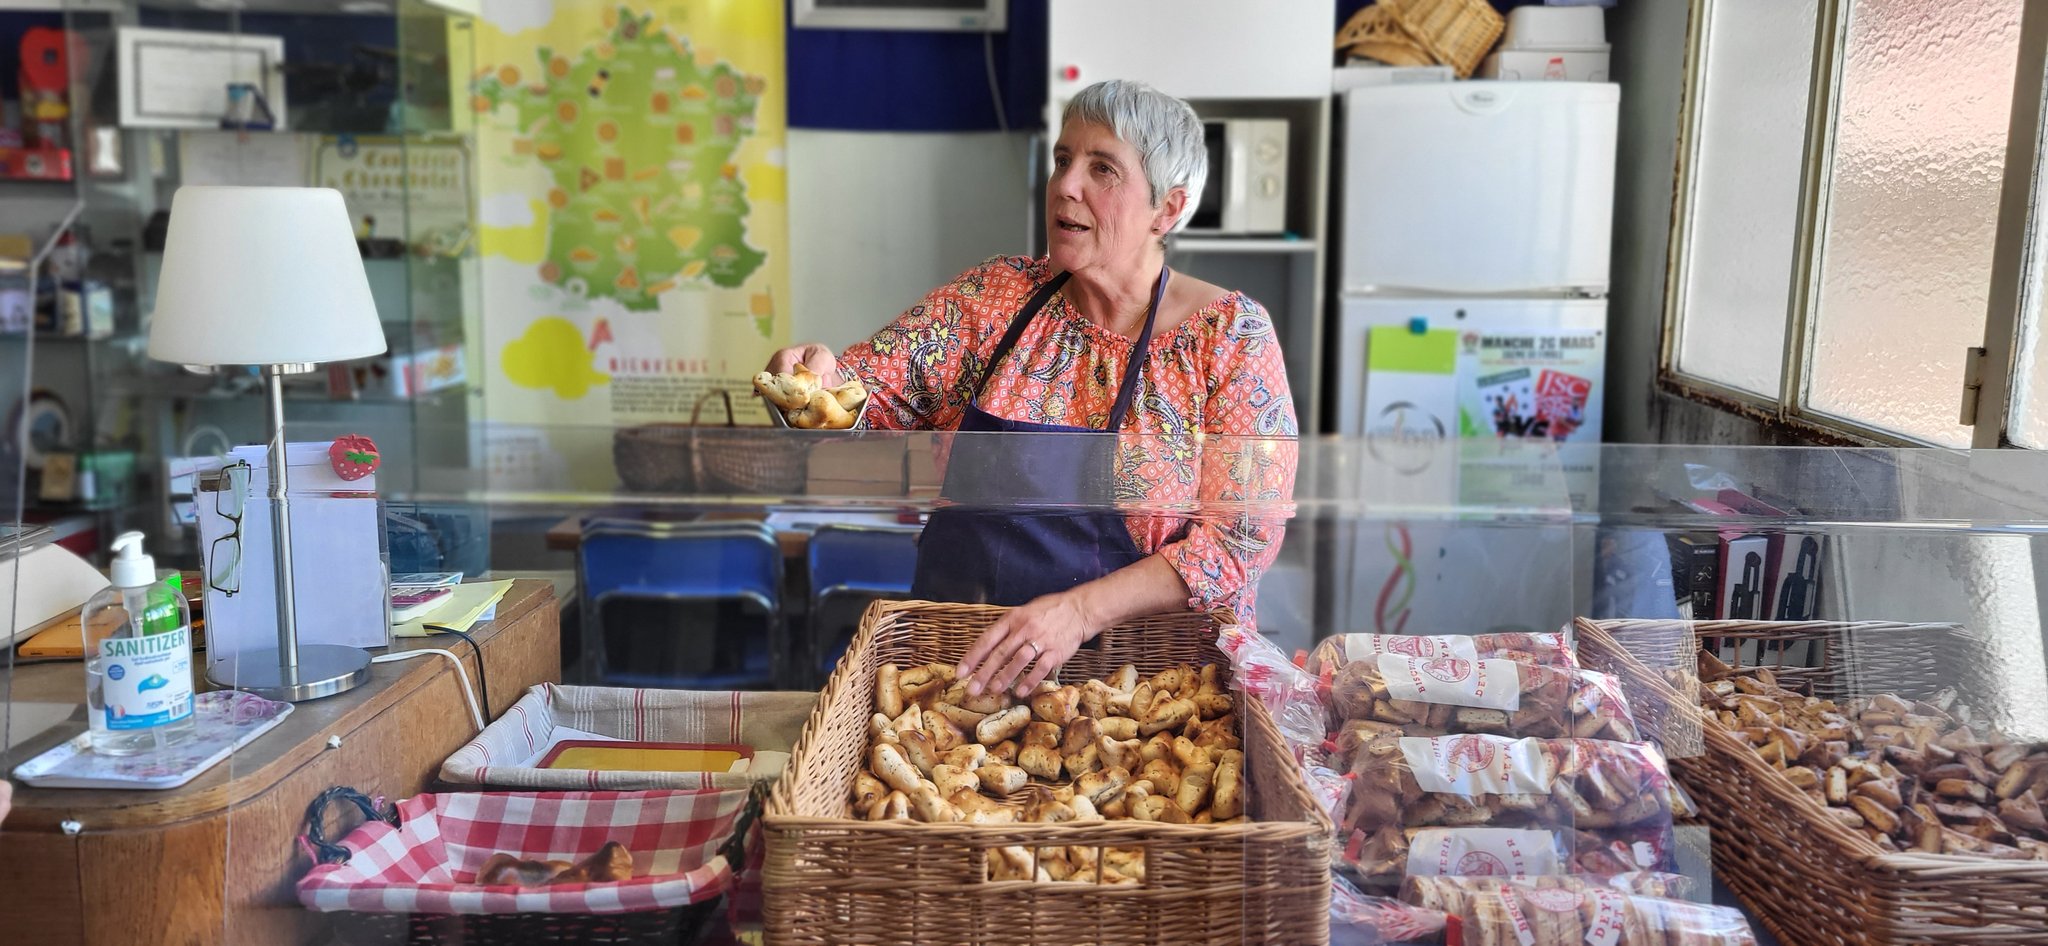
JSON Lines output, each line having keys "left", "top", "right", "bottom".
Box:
{"left": 1158, "top": 295, "right": 1300, "bottom": 624}
{"left": 836, "top": 257, "right": 1026, "bottom": 431}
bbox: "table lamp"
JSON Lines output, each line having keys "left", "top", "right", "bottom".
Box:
{"left": 148, "top": 186, "right": 388, "bottom": 701}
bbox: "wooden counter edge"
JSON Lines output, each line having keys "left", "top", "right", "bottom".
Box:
{"left": 3, "top": 579, "right": 556, "bottom": 831}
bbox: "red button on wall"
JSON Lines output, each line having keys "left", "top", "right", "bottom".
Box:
{"left": 1061, "top": 65, "right": 1080, "bottom": 82}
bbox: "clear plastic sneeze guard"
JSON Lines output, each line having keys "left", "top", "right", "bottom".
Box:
{"left": 7, "top": 379, "right": 2048, "bottom": 942}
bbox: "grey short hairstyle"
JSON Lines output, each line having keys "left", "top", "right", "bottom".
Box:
{"left": 1061, "top": 80, "right": 1207, "bottom": 233}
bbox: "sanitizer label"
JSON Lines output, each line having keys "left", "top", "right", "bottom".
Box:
{"left": 100, "top": 626, "right": 193, "bottom": 730}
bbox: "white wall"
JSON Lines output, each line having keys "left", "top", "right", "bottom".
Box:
{"left": 786, "top": 129, "right": 1034, "bottom": 354}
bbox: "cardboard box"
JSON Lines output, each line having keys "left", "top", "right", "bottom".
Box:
{"left": 1665, "top": 533, "right": 1720, "bottom": 621}
{"left": 1770, "top": 533, "right": 1824, "bottom": 621}
{"left": 807, "top": 437, "right": 906, "bottom": 497}
{"left": 1717, "top": 533, "right": 1771, "bottom": 621}
{"left": 1479, "top": 49, "right": 1611, "bottom": 83}
{"left": 907, "top": 440, "right": 943, "bottom": 489}
{"left": 0, "top": 146, "right": 72, "bottom": 181}
{"left": 388, "top": 343, "right": 466, "bottom": 398}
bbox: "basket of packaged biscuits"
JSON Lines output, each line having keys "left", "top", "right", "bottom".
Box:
{"left": 762, "top": 600, "right": 1333, "bottom": 946}
{"left": 1217, "top": 629, "right": 1762, "bottom": 945}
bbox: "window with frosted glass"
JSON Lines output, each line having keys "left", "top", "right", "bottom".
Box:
{"left": 1672, "top": 0, "right": 1817, "bottom": 397}
{"left": 1805, "top": 0, "right": 2023, "bottom": 445}
{"left": 2016, "top": 324, "right": 2047, "bottom": 447}
{"left": 2015, "top": 253, "right": 2048, "bottom": 447}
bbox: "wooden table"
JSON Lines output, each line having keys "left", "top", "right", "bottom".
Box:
{"left": 0, "top": 578, "right": 561, "bottom": 946}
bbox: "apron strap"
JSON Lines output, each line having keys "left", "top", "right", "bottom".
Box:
{"left": 1108, "top": 266, "right": 1168, "bottom": 431}
{"left": 973, "top": 266, "right": 1171, "bottom": 433}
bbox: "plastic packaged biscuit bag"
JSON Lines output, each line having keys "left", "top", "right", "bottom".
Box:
{"left": 1308, "top": 631, "right": 1579, "bottom": 677}
{"left": 1401, "top": 875, "right": 1755, "bottom": 946}
{"left": 1339, "top": 735, "right": 1695, "bottom": 879}
{"left": 1326, "top": 655, "right": 1640, "bottom": 752}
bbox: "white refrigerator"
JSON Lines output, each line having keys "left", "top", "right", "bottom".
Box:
{"left": 1331, "top": 81, "right": 1619, "bottom": 636}
{"left": 1338, "top": 80, "right": 1619, "bottom": 441}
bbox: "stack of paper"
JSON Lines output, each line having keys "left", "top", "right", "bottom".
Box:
{"left": 392, "top": 579, "right": 514, "bottom": 638}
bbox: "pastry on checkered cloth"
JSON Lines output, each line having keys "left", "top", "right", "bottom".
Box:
{"left": 476, "top": 841, "right": 634, "bottom": 887}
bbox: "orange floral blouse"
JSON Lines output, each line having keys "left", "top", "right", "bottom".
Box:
{"left": 838, "top": 255, "right": 1299, "bottom": 626}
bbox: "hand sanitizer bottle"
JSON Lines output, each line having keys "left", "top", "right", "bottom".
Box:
{"left": 83, "top": 532, "right": 196, "bottom": 754}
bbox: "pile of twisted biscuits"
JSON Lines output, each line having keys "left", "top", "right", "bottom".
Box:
{"left": 850, "top": 661, "right": 1245, "bottom": 884}
{"left": 1698, "top": 653, "right": 2048, "bottom": 860}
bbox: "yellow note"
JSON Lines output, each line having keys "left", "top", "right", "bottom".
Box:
{"left": 392, "top": 580, "right": 514, "bottom": 638}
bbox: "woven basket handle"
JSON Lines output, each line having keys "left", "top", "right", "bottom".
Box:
{"left": 718, "top": 781, "right": 770, "bottom": 870}
{"left": 301, "top": 786, "right": 398, "bottom": 866}
{"left": 688, "top": 389, "right": 739, "bottom": 429}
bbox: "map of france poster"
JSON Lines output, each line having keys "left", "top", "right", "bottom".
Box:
{"left": 474, "top": 0, "right": 787, "bottom": 483}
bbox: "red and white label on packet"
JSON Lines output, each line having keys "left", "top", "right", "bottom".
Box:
{"left": 1494, "top": 881, "right": 1538, "bottom": 946}
{"left": 1405, "top": 828, "right": 1562, "bottom": 879}
{"left": 1582, "top": 886, "right": 1629, "bottom": 946}
{"left": 1400, "top": 734, "right": 1560, "bottom": 796}
{"left": 1378, "top": 655, "right": 1523, "bottom": 711}
{"left": 1345, "top": 633, "right": 1483, "bottom": 663}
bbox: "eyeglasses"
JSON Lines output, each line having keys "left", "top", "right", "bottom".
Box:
{"left": 208, "top": 460, "right": 251, "bottom": 597}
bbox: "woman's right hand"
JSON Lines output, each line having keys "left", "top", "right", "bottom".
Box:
{"left": 765, "top": 343, "right": 842, "bottom": 388}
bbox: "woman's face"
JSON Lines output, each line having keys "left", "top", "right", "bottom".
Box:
{"left": 1046, "top": 120, "right": 1183, "bottom": 278}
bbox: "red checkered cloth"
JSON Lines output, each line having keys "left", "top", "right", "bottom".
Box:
{"left": 298, "top": 790, "right": 745, "bottom": 916}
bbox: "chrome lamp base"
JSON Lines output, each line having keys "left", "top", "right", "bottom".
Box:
{"left": 206, "top": 644, "right": 371, "bottom": 702}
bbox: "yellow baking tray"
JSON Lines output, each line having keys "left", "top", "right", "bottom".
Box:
{"left": 536, "top": 740, "right": 752, "bottom": 774}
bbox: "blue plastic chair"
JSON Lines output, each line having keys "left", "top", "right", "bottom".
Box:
{"left": 805, "top": 524, "right": 921, "bottom": 682}
{"left": 577, "top": 519, "right": 786, "bottom": 689}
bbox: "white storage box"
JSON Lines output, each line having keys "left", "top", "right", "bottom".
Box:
{"left": 438, "top": 683, "right": 815, "bottom": 791}
{"left": 1502, "top": 5, "right": 1606, "bottom": 48}
{"left": 1480, "top": 48, "right": 1612, "bottom": 83}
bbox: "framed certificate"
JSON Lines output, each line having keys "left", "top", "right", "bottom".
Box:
{"left": 117, "top": 26, "right": 288, "bottom": 130}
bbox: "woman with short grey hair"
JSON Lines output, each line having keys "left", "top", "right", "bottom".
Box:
{"left": 766, "top": 79, "right": 1296, "bottom": 693}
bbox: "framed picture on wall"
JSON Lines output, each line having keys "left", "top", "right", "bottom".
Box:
{"left": 117, "top": 27, "right": 289, "bottom": 130}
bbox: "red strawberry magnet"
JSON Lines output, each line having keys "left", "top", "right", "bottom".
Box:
{"left": 329, "top": 435, "right": 381, "bottom": 481}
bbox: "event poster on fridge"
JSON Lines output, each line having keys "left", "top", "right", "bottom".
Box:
{"left": 1456, "top": 329, "right": 1604, "bottom": 443}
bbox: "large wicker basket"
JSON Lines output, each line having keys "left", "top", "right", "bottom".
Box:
{"left": 763, "top": 600, "right": 1333, "bottom": 946}
{"left": 1336, "top": 0, "right": 1503, "bottom": 78}
{"left": 614, "top": 389, "right": 808, "bottom": 495}
{"left": 1577, "top": 617, "right": 2048, "bottom": 946}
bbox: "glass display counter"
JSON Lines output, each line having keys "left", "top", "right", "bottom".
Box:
{"left": 317, "top": 431, "right": 2048, "bottom": 941}
{"left": 4, "top": 422, "right": 2047, "bottom": 944}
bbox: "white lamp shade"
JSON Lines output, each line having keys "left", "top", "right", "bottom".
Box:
{"left": 147, "top": 186, "right": 389, "bottom": 367}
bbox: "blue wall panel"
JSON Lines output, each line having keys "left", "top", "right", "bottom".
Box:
{"left": 786, "top": 0, "right": 1047, "bottom": 131}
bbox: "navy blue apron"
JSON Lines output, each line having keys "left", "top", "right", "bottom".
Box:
{"left": 909, "top": 267, "right": 1168, "bottom": 606}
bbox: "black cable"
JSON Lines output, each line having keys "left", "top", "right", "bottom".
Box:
{"left": 426, "top": 624, "right": 490, "bottom": 722}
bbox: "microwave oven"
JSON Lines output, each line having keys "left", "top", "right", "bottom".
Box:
{"left": 1186, "top": 118, "right": 1289, "bottom": 234}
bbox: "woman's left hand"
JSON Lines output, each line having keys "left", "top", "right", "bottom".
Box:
{"left": 957, "top": 592, "right": 1097, "bottom": 698}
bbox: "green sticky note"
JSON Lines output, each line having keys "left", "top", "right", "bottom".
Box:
{"left": 1368, "top": 326, "right": 1457, "bottom": 375}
